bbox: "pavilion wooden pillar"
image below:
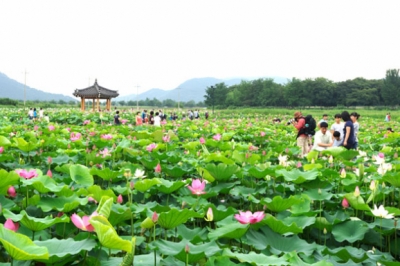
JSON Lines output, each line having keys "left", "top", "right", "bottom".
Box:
{"left": 80, "top": 98, "right": 84, "bottom": 111}
{"left": 92, "top": 99, "right": 95, "bottom": 112}
{"left": 96, "top": 98, "right": 100, "bottom": 111}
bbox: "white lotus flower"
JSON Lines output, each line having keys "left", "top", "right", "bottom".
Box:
{"left": 371, "top": 204, "right": 394, "bottom": 219}
{"left": 278, "top": 154, "right": 288, "bottom": 167}
{"left": 377, "top": 163, "right": 392, "bottom": 175}
{"left": 133, "top": 169, "right": 146, "bottom": 179}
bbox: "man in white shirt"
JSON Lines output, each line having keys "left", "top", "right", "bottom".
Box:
{"left": 313, "top": 122, "right": 332, "bottom": 151}
{"left": 330, "top": 114, "right": 344, "bottom": 141}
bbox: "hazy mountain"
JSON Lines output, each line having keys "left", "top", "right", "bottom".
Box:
{"left": 0, "top": 72, "right": 76, "bottom": 102}
{"left": 117, "top": 76, "right": 287, "bottom": 103}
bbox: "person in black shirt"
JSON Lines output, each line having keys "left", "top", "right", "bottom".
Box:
{"left": 114, "top": 111, "right": 121, "bottom": 125}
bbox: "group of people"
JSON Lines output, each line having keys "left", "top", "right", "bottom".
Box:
{"left": 292, "top": 111, "right": 360, "bottom": 157}
{"left": 28, "top": 107, "right": 49, "bottom": 122}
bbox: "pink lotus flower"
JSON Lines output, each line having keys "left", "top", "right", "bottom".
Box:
{"left": 199, "top": 137, "right": 205, "bottom": 144}
{"left": 83, "top": 120, "right": 90, "bottom": 125}
{"left": 121, "top": 119, "right": 128, "bottom": 125}
{"left": 260, "top": 131, "right": 266, "bottom": 137}
{"left": 47, "top": 157, "right": 52, "bottom": 164}
{"left": 342, "top": 198, "right": 349, "bottom": 209}
{"left": 88, "top": 197, "right": 98, "bottom": 204}
{"left": 4, "top": 219, "right": 19, "bottom": 232}
{"left": 234, "top": 211, "right": 265, "bottom": 224}
{"left": 146, "top": 143, "right": 157, "bottom": 152}
{"left": 48, "top": 125, "right": 55, "bottom": 131}
{"left": 187, "top": 179, "right": 206, "bottom": 195}
{"left": 101, "top": 134, "right": 113, "bottom": 140}
{"left": 161, "top": 120, "right": 167, "bottom": 125}
{"left": 155, "top": 163, "right": 161, "bottom": 173}
{"left": 162, "top": 135, "right": 170, "bottom": 143}
{"left": 99, "top": 148, "right": 111, "bottom": 158}
{"left": 70, "top": 132, "right": 82, "bottom": 141}
{"left": 34, "top": 125, "right": 39, "bottom": 131}
{"left": 66, "top": 128, "right": 71, "bottom": 132}
{"left": 47, "top": 169, "right": 53, "bottom": 178}
{"left": 7, "top": 186, "right": 16, "bottom": 198}
{"left": 213, "top": 134, "right": 221, "bottom": 141}
{"left": 0, "top": 146, "right": 3, "bottom": 154}
{"left": 117, "top": 194, "right": 123, "bottom": 204}
{"left": 15, "top": 169, "right": 38, "bottom": 179}
{"left": 152, "top": 212, "right": 159, "bottom": 223}
{"left": 296, "top": 161, "right": 302, "bottom": 168}
{"left": 89, "top": 131, "right": 96, "bottom": 136}
{"left": 249, "top": 145, "right": 258, "bottom": 151}
{"left": 71, "top": 211, "right": 99, "bottom": 232}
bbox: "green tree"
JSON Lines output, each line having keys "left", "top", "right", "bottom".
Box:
{"left": 204, "top": 83, "right": 228, "bottom": 109}
{"left": 382, "top": 69, "right": 400, "bottom": 106}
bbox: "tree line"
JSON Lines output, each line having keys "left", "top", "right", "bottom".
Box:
{"left": 204, "top": 69, "right": 400, "bottom": 108}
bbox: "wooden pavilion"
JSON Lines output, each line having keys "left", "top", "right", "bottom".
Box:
{"left": 73, "top": 79, "right": 119, "bottom": 111}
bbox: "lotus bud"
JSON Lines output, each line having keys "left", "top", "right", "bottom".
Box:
{"left": 130, "top": 181, "right": 135, "bottom": 189}
{"left": 318, "top": 188, "right": 322, "bottom": 195}
{"left": 369, "top": 180, "right": 376, "bottom": 191}
{"left": 124, "top": 169, "right": 131, "bottom": 178}
{"left": 262, "top": 150, "right": 266, "bottom": 156}
{"left": 378, "top": 152, "right": 384, "bottom": 159}
{"left": 328, "top": 155, "right": 333, "bottom": 164}
{"left": 117, "top": 194, "right": 123, "bottom": 204}
{"left": 7, "top": 186, "right": 16, "bottom": 198}
{"left": 296, "top": 161, "right": 302, "bottom": 168}
{"left": 152, "top": 212, "right": 158, "bottom": 223}
{"left": 354, "top": 186, "right": 360, "bottom": 197}
{"left": 342, "top": 198, "right": 349, "bottom": 209}
{"left": 340, "top": 168, "right": 346, "bottom": 178}
{"left": 382, "top": 182, "right": 386, "bottom": 188}
{"left": 47, "top": 157, "right": 52, "bottom": 164}
{"left": 204, "top": 207, "right": 213, "bottom": 222}
{"left": 47, "top": 169, "right": 53, "bottom": 178}
{"left": 185, "top": 244, "right": 190, "bottom": 253}
{"left": 181, "top": 201, "right": 187, "bottom": 209}
{"left": 323, "top": 228, "right": 327, "bottom": 235}
{"left": 394, "top": 152, "right": 398, "bottom": 159}
{"left": 311, "top": 158, "right": 315, "bottom": 164}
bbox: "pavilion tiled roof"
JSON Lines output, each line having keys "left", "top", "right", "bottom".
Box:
{"left": 73, "top": 79, "right": 119, "bottom": 99}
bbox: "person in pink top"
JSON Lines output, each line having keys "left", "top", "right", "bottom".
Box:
{"left": 135, "top": 111, "right": 143, "bottom": 125}
{"left": 292, "top": 111, "right": 308, "bottom": 157}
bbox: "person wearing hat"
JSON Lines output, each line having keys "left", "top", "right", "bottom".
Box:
{"left": 312, "top": 121, "right": 332, "bottom": 152}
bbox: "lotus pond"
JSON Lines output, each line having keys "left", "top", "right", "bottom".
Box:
{"left": 1, "top": 109, "right": 400, "bottom": 265}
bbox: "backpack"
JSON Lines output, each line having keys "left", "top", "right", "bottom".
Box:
{"left": 297, "top": 115, "right": 316, "bottom": 138}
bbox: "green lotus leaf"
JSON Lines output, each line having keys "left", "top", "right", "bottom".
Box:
{"left": 205, "top": 256, "right": 249, "bottom": 266}
{"left": 222, "top": 248, "right": 288, "bottom": 266}
{"left": 70, "top": 164, "right": 93, "bottom": 187}
{"left": 108, "top": 204, "right": 132, "bottom": 226}
{"left": 140, "top": 217, "right": 155, "bottom": 229}
{"left": 162, "top": 165, "right": 187, "bottom": 178}
{"left": 208, "top": 222, "right": 249, "bottom": 240}
{"left": 246, "top": 226, "right": 319, "bottom": 256}
{"left": 290, "top": 195, "right": 311, "bottom": 214}
{"left": 51, "top": 154, "right": 73, "bottom": 165}
{"left": 282, "top": 216, "right": 316, "bottom": 230}
{"left": 0, "top": 169, "right": 20, "bottom": 195}
{"left": 205, "top": 153, "right": 236, "bottom": 165}
{"left": 37, "top": 194, "right": 88, "bottom": 212}
{"left": 158, "top": 208, "right": 203, "bottom": 229}
{"left": 306, "top": 150, "right": 319, "bottom": 162}
{"left": 177, "top": 224, "right": 208, "bottom": 243}
{"left": 262, "top": 195, "right": 302, "bottom": 213}
{"left": 336, "top": 149, "right": 361, "bottom": 161}
{"left": 88, "top": 185, "right": 116, "bottom": 201}
{"left": 34, "top": 238, "right": 97, "bottom": 264}
{"left": 0, "top": 135, "right": 11, "bottom": 146}
{"left": 96, "top": 197, "right": 113, "bottom": 218}
{"left": 321, "top": 147, "right": 346, "bottom": 158}
{"left": 2, "top": 209, "right": 70, "bottom": 232}
{"left": 13, "top": 137, "right": 39, "bottom": 152}
{"left": 114, "top": 139, "right": 131, "bottom": 153}
{"left": 303, "top": 163, "right": 323, "bottom": 171}
{"left": 0, "top": 224, "right": 49, "bottom": 261}
{"left": 261, "top": 214, "right": 303, "bottom": 234}
{"left": 90, "top": 167, "right": 121, "bottom": 181}
{"left": 22, "top": 175, "right": 67, "bottom": 193}
{"left": 204, "top": 163, "right": 239, "bottom": 182}
{"left": 322, "top": 246, "right": 368, "bottom": 263}
{"left": 140, "top": 157, "right": 159, "bottom": 170}
{"left": 286, "top": 251, "right": 333, "bottom": 266}
{"left": 0, "top": 195, "right": 17, "bottom": 210}
{"left": 183, "top": 141, "right": 200, "bottom": 151}
{"left": 90, "top": 215, "right": 132, "bottom": 252}
{"left": 314, "top": 217, "right": 333, "bottom": 231}
{"left": 332, "top": 220, "right": 369, "bottom": 243}
{"left": 134, "top": 178, "right": 162, "bottom": 193}
{"left": 303, "top": 189, "right": 333, "bottom": 201}
{"left": 344, "top": 193, "right": 370, "bottom": 211}
{"left": 383, "top": 172, "right": 400, "bottom": 188}
{"left": 247, "top": 166, "right": 276, "bottom": 179}
{"left": 157, "top": 179, "right": 186, "bottom": 194}
{"left": 276, "top": 168, "right": 319, "bottom": 184}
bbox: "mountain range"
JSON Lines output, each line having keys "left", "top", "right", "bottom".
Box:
{"left": 0, "top": 71, "right": 288, "bottom": 103}
{"left": 0, "top": 72, "right": 76, "bottom": 102}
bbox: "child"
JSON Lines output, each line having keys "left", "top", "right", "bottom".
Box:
{"left": 332, "top": 131, "right": 343, "bottom": 147}
{"left": 114, "top": 111, "right": 121, "bottom": 125}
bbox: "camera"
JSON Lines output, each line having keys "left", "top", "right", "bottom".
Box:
{"left": 287, "top": 118, "right": 294, "bottom": 125}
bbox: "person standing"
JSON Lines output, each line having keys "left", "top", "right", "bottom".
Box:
{"left": 350, "top": 112, "right": 360, "bottom": 150}
{"left": 154, "top": 112, "right": 161, "bottom": 126}
{"left": 136, "top": 111, "right": 143, "bottom": 125}
{"left": 292, "top": 111, "right": 308, "bottom": 157}
{"left": 341, "top": 111, "right": 355, "bottom": 150}
{"left": 317, "top": 114, "right": 329, "bottom": 128}
{"left": 330, "top": 114, "right": 344, "bottom": 142}
{"left": 33, "top": 108, "right": 37, "bottom": 121}
{"left": 39, "top": 108, "right": 44, "bottom": 120}
{"left": 114, "top": 111, "right": 121, "bottom": 125}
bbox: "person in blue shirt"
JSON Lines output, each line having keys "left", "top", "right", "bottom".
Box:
{"left": 341, "top": 111, "right": 355, "bottom": 150}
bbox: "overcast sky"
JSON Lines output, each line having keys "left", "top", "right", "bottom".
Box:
{"left": 1, "top": 0, "right": 399, "bottom": 97}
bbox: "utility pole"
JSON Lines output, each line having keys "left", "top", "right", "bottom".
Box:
{"left": 135, "top": 85, "right": 140, "bottom": 111}
{"left": 23, "top": 69, "right": 28, "bottom": 106}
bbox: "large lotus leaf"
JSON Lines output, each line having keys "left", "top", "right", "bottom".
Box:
{"left": 306, "top": 150, "right": 319, "bottom": 163}
{"left": 140, "top": 157, "right": 159, "bottom": 170}
{"left": 134, "top": 178, "right": 162, "bottom": 193}
{"left": 21, "top": 175, "right": 67, "bottom": 193}
{"left": 90, "top": 216, "right": 132, "bottom": 252}
{"left": 321, "top": 147, "right": 346, "bottom": 158}
{"left": 55, "top": 164, "right": 72, "bottom": 175}
{"left": 262, "top": 195, "right": 302, "bottom": 213}
{"left": 383, "top": 172, "right": 400, "bottom": 188}
{"left": 246, "top": 227, "right": 318, "bottom": 256}
{"left": 88, "top": 185, "right": 116, "bottom": 203}
{"left": 276, "top": 168, "right": 319, "bottom": 184}
{"left": 90, "top": 167, "right": 121, "bottom": 181}
{"left": 158, "top": 208, "right": 203, "bottom": 229}
{"left": 177, "top": 224, "right": 208, "bottom": 243}
{"left": 222, "top": 248, "right": 288, "bottom": 266}
{"left": 0, "top": 169, "right": 20, "bottom": 195}
{"left": 37, "top": 194, "right": 88, "bottom": 212}
{"left": 34, "top": 238, "right": 97, "bottom": 264}
{"left": 344, "top": 193, "right": 370, "bottom": 211}
{"left": 205, "top": 153, "right": 236, "bottom": 165}
{"left": 303, "top": 189, "right": 333, "bottom": 201}
{"left": 247, "top": 166, "right": 276, "bottom": 179}
{"left": 0, "top": 195, "right": 17, "bottom": 210}
{"left": 285, "top": 251, "right": 333, "bottom": 266}
{"left": 114, "top": 139, "right": 131, "bottom": 153}
{"left": 157, "top": 179, "right": 187, "bottom": 194}
{"left": 13, "top": 137, "right": 39, "bottom": 152}
{"left": 96, "top": 197, "right": 113, "bottom": 218}
{"left": 336, "top": 149, "right": 360, "bottom": 161}
{"left": 205, "top": 256, "right": 249, "bottom": 266}
{"left": 0, "top": 224, "right": 49, "bottom": 261}
{"left": 51, "top": 154, "right": 72, "bottom": 165}
{"left": 204, "top": 163, "right": 239, "bottom": 182}
{"left": 282, "top": 216, "right": 316, "bottom": 230}
{"left": 70, "top": 164, "right": 93, "bottom": 187}
{"left": 183, "top": 141, "right": 200, "bottom": 151}
{"left": 261, "top": 214, "right": 303, "bottom": 234}
{"left": 303, "top": 163, "right": 323, "bottom": 171}
{"left": 0, "top": 135, "right": 11, "bottom": 146}
{"left": 208, "top": 222, "right": 249, "bottom": 240}
{"left": 208, "top": 181, "right": 239, "bottom": 194}
{"left": 108, "top": 204, "right": 132, "bottom": 226}
{"left": 2, "top": 209, "right": 70, "bottom": 232}
{"left": 162, "top": 165, "right": 187, "bottom": 178}
{"left": 322, "top": 246, "right": 368, "bottom": 263}
{"left": 290, "top": 195, "right": 311, "bottom": 214}
{"left": 313, "top": 217, "right": 333, "bottom": 231}
{"left": 332, "top": 220, "right": 369, "bottom": 243}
